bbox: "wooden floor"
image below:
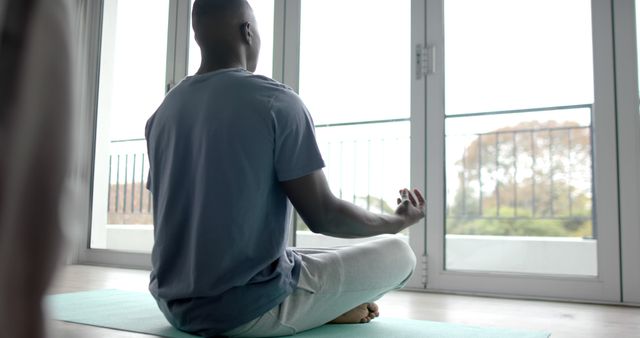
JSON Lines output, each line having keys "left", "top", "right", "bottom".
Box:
{"left": 47, "top": 265, "right": 640, "bottom": 338}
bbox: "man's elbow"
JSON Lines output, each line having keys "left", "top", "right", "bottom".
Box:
{"left": 299, "top": 196, "right": 339, "bottom": 235}
{"left": 300, "top": 214, "right": 331, "bottom": 234}
{"left": 307, "top": 223, "right": 323, "bottom": 234}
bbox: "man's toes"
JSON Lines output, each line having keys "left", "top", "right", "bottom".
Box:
{"left": 367, "top": 303, "right": 380, "bottom": 317}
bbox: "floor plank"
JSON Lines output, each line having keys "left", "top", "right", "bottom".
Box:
{"left": 47, "top": 265, "right": 640, "bottom": 338}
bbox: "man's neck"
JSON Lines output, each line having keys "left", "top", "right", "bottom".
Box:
{"left": 197, "top": 60, "right": 246, "bottom": 76}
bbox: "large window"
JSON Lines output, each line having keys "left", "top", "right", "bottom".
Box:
{"left": 295, "top": 0, "right": 412, "bottom": 247}
{"left": 423, "top": 0, "right": 622, "bottom": 302}
{"left": 82, "top": 0, "right": 634, "bottom": 303}
{"left": 443, "top": 0, "right": 596, "bottom": 275}
{"left": 90, "top": 0, "right": 169, "bottom": 251}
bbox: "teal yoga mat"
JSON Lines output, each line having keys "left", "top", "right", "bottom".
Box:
{"left": 47, "top": 289, "right": 550, "bottom": 338}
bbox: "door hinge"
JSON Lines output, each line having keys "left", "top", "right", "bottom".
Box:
{"left": 421, "top": 254, "right": 428, "bottom": 288}
{"left": 416, "top": 44, "right": 436, "bottom": 80}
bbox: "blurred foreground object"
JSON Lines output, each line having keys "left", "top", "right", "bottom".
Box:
{"left": 0, "top": 0, "right": 73, "bottom": 337}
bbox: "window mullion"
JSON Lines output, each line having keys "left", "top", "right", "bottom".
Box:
{"left": 166, "top": 0, "right": 190, "bottom": 92}
{"left": 272, "top": 0, "right": 286, "bottom": 84}
{"left": 407, "top": 0, "right": 428, "bottom": 290}
{"left": 589, "top": 0, "right": 622, "bottom": 301}
{"left": 174, "top": 0, "right": 191, "bottom": 80}
{"left": 613, "top": 0, "right": 640, "bottom": 305}
{"left": 74, "top": 0, "right": 106, "bottom": 264}
{"left": 274, "top": 0, "right": 301, "bottom": 247}
{"left": 278, "top": 0, "right": 300, "bottom": 92}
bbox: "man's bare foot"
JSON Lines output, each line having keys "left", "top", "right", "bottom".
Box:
{"left": 330, "top": 303, "right": 380, "bottom": 324}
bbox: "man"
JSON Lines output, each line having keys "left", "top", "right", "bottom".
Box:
{"left": 145, "top": 0, "right": 426, "bottom": 336}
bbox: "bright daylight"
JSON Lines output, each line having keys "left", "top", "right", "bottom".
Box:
{"left": 2, "top": 0, "right": 640, "bottom": 338}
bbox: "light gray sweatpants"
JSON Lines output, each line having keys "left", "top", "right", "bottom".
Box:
{"left": 222, "top": 237, "right": 417, "bottom": 337}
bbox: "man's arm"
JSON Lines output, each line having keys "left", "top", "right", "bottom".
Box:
{"left": 280, "top": 169, "right": 425, "bottom": 238}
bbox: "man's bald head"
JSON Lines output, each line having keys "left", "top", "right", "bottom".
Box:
{"left": 192, "top": 0, "right": 260, "bottom": 73}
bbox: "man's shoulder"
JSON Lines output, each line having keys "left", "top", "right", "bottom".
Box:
{"left": 245, "top": 73, "right": 296, "bottom": 96}
{"left": 232, "top": 74, "right": 305, "bottom": 115}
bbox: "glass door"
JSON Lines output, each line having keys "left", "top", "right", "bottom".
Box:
{"left": 425, "top": 0, "right": 621, "bottom": 301}
{"left": 294, "top": 0, "right": 413, "bottom": 249}
{"left": 90, "top": 0, "right": 170, "bottom": 253}
{"left": 444, "top": 0, "right": 595, "bottom": 275}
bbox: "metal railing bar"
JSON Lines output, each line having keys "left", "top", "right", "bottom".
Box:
{"left": 352, "top": 140, "right": 356, "bottom": 204}
{"left": 446, "top": 125, "right": 590, "bottom": 138}
{"left": 111, "top": 112, "right": 588, "bottom": 142}
{"left": 448, "top": 216, "right": 592, "bottom": 221}
{"left": 109, "top": 118, "right": 412, "bottom": 145}
{"left": 531, "top": 130, "right": 536, "bottom": 217}
{"left": 131, "top": 154, "right": 136, "bottom": 213}
{"left": 589, "top": 125, "right": 596, "bottom": 239}
{"left": 140, "top": 154, "right": 145, "bottom": 213}
{"left": 123, "top": 154, "right": 128, "bottom": 216}
{"left": 548, "top": 130, "right": 554, "bottom": 217}
{"left": 111, "top": 137, "right": 145, "bottom": 143}
{"left": 147, "top": 180, "right": 152, "bottom": 213}
{"left": 379, "top": 139, "right": 383, "bottom": 213}
{"left": 367, "top": 139, "right": 371, "bottom": 211}
{"left": 478, "top": 134, "right": 483, "bottom": 216}
{"left": 107, "top": 156, "right": 112, "bottom": 212}
{"left": 462, "top": 146, "right": 467, "bottom": 215}
{"left": 115, "top": 155, "right": 120, "bottom": 213}
{"left": 495, "top": 134, "right": 500, "bottom": 217}
{"left": 110, "top": 107, "right": 589, "bottom": 143}
{"left": 315, "top": 117, "right": 410, "bottom": 129}
{"left": 513, "top": 132, "right": 517, "bottom": 217}
{"left": 325, "top": 142, "right": 332, "bottom": 183}
{"left": 339, "top": 141, "right": 343, "bottom": 199}
{"left": 567, "top": 129, "right": 573, "bottom": 217}
{"left": 444, "top": 104, "right": 592, "bottom": 120}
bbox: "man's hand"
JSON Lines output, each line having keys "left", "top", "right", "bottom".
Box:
{"left": 394, "top": 188, "right": 426, "bottom": 230}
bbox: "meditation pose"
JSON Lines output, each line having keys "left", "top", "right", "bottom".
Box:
{"left": 145, "top": 0, "right": 426, "bottom": 336}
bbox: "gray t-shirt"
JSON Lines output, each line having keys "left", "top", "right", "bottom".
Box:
{"left": 145, "top": 68, "right": 325, "bottom": 336}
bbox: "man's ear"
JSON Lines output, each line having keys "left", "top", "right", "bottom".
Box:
{"left": 240, "top": 22, "right": 253, "bottom": 45}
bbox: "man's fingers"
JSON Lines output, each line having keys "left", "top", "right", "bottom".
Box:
{"left": 398, "top": 188, "right": 423, "bottom": 208}
{"left": 407, "top": 190, "right": 418, "bottom": 207}
{"left": 413, "top": 188, "right": 425, "bottom": 206}
{"left": 399, "top": 189, "right": 410, "bottom": 205}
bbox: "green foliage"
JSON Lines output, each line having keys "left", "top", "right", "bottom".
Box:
{"left": 448, "top": 120, "right": 594, "bottom": 238}
{"left": 447, "top": 207, "right": 593, "bottom": 238}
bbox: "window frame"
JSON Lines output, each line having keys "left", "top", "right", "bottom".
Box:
{"left": 423, "top": 0, "right": 622, "bottom": 302}
{"left": 72, "top": 0, "right": 157, "bottom": 269}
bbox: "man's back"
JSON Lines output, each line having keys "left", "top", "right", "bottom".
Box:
{"left": 145, "top": 68, "right": 325, "bottom": 335}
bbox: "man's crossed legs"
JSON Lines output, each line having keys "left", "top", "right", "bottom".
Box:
{"left": 223, "top": 237, "right": 416, "bottom": 337}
